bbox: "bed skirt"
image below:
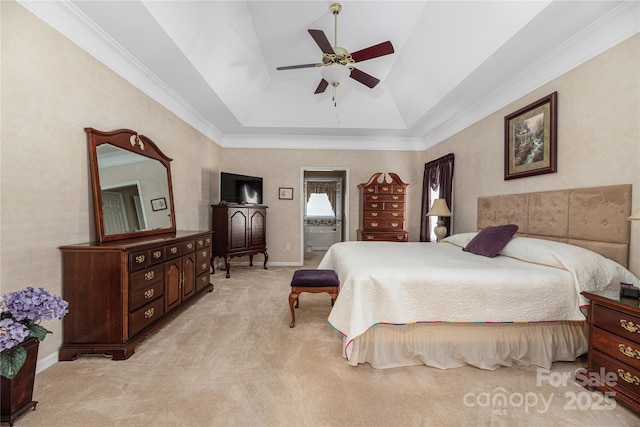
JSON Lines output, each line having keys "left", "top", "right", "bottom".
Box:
{"left": 345, "top": 321, "right": 588, "bottom": 370}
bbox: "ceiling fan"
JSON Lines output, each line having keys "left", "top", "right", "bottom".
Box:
{"left": 276, "top": 2, "right": 394, "bottom": 105}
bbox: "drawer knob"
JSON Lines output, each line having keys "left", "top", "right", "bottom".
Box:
{"left": 187, "top": 243, "right": 193, "bottom": 249}
{"left": 371, "top": 212, "right": 378, "bottom": 217}
{"left": 371, "top": 196, "right": 378, "bottom": 200}
{"left": 382, "top": 186, "right": 389, "bottom": 191}
{"left": 202, "top": 263, "right": 207, "bottom": 270}
{"left": 371, "top": 204, "right": 378, "bottom": 208}
{"left": 391, "top": 204, "right": 399, "bottom": 208}
{"left": 370, "top": 222, "right": 378, "bottom": 227}
{"left": 144, "top": 271, "right": 155, "bottom": 281}
{"left": 619, "top": 344, "right": 640, "bottom": 359}
{"left": 617, "top": 369, "right": 640, "bottom": 385}
{"left": 392, "top": 213, "right": 399, "bottom": 217}
{"left": 153, "top": 251, "right": 162, "bottom": 259}
{"left": 170, "top": 247, "right": 178, "bottom": 254}
{"left": 201, "top": 251, "right": 207, "bottom": 257}
{"left": 391, "top": 223, "right": 398, "bottom": 228}
{"left": 396, "top": 236, "right": 404, "bottom": 240}
{"left": 393, "top": 196, "right": 399, "bottom": 200}
{"left": 620, "top": 319, "right": 640, "bottom": 334}
{"left": 206, "top": 238, "right": 211, "bottom": 244}
{"left": 135, "top": 255, "right": 146, "bottom": 264}
{"left": 144, "top": 308, "right": 155, "bottom": 319}
{"left": 366, "top": 235, "right": 374, "bottom": 240}
{"left": 197, "top": 240, "right": 204, "bottom": 246}
{"left": 144, "top": 289, "right": 155, "bottom": 299}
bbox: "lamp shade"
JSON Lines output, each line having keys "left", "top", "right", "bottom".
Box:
{"left": 426, "top": 199, "right": 452, "bottom": 217}
{"left": 321, "top": 63, "right": 350, "bottom": 86}
{"left": 629, "top": 208, "right": 640, "bottom": 221}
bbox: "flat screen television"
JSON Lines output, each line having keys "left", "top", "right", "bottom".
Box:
{"left": 220, "top": 172, "right": 263, "bottom": 205}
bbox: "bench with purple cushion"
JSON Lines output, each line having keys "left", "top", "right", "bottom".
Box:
{"left": 288, "top": 269, "right": 339, "bottom": 328}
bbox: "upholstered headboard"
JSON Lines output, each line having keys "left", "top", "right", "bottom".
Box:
{"left": 477, "top": 185, "right": 632, "bottom": 267}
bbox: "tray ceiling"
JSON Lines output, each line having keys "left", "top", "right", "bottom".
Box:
{"left": 18, "top": 1, "right": 639, "bottom": 150}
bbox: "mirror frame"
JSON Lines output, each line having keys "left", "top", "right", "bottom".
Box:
{"left": 86, "top": 127, "right": 177, "bottom": 242}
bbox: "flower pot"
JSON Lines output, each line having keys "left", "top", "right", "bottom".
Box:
{"left": 1, "top": 338, "right": 39, "bottom": 426}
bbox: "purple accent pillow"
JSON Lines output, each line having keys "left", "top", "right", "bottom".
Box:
{"left": 463, "top": 224, "right": 519, "bottom": 257}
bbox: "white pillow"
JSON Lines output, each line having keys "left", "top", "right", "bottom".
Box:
{"left": 441, "top": 232, "right": 478, "bottom": 248}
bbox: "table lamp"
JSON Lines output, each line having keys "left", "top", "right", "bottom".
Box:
{"left": 427, "top": 198, "right": 452, "bottom": 242}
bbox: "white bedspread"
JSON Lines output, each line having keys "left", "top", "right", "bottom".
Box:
{"left": 320, "top": 236, "right": 639, "bottom": 361}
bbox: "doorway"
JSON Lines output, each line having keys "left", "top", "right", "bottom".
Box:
{"left": 300, "top": 168, "right": 349, "bottom": 261}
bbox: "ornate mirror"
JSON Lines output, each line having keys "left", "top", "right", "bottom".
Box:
{"left": 86, "top": 128, "right": 176, "bottom": 242}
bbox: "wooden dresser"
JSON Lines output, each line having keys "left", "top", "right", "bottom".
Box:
{"left": 580, "top": 291, "right": 640, "bottom": 414}
{"left": 357, "top": 172, "right": 409, "bottom": 242}
{"left": 59, "top": 231, "right": 213, "bottom": 360}
{"left": 211, "top": 204, "right": 268, "bottom": 278}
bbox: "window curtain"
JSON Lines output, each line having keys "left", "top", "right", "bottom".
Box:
{"left": 420, "top": 153, "right": 455, "bottom": 242}
{"left": 306, "top": 182, "right": 337, "bottom": 213}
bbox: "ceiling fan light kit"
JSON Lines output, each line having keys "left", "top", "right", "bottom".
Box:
{"left": 276, "top": 2, "right": 394, "bottom": 107}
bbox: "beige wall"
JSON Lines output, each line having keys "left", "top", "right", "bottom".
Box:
{"left": 219, "top": 149, "right": 424, "bottom": 263}
{"left": 424, "top": 34, "right": 640, "bottom": 275}
{"left": 1, "top": 2, "right": 221, "bottom": 361}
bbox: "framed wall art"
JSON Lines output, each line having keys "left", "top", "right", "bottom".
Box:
{"left": 504, "top": 92, "right": 557, "bottom": 180}
{"left": 279, "top": 187, "right": 293, "bottom": 200}
{"left": 151, "top": 197, "right": 167, "bottom": 211}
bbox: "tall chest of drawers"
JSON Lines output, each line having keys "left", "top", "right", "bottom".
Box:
{"left": 59, "top": 231, "right": 213, "bottom": 361}
{"left": 580, "top": 291, "right": 640, "bottom": 414}
{"left": 358, "top": 172, "right": 409, "bottom": 242}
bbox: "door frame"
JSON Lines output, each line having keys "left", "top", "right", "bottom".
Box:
{"left": 299, "top": 167, "right": 350, "bottom": 264}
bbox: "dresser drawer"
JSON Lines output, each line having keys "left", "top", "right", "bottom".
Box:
{"left": 130, "top": 264, "right": 163, "bottom": 289}
{"left": 592, "top": 303, "right": 640, "bottom": 345}
{"left": 592, "top": 327, "right": 640, "bottom": 371}
{"left": 196, "top": 258, "right": 210, "bottom": 275}
{"left": 129, "top": 298, "right": 164, "bottom": 337}
{"left": 196, "top": 247, "right": 210, "bottom": 263}
{"left": 364, "top": 202, "right": 384, "bottom": 210}
{"left": 384, "top": 201, "right": 405, "bottom": 211}
{"left": 129, "top": 280, "right": 163, "bottom": 312}
{"left": 196, "top": 235, "right": 212, "bottom": 250}
{"left": 196, "top": 271, "right": 211, "bottom": 292}
{"left": 365, "top": 194, "right": 405, "bottom": 202}
{"left": 362, "top": 219, "right": 405, "bottom": 231}
{"left": 129, "top": 249, "right": 150, "bottom": 271}
{"left": 364, "top": 210, "right": 404, "bottom": 220}
{"left": 590, "top": 349, "right": 640, "bottom": 397}
{"left": 360, "top": 231, "right": 408, "bottom": 242}
{"left": 165, "top": 239, "right": 197, "bottom": 259}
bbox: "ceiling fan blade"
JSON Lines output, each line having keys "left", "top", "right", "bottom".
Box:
{"left": 314, "top": 79, "right": 329, "bottom": 94}
{"left": 308, "top": 29, "right": 335, "bottom": 54}
{"left": 276, "top": 63, "right": 321, "bottom": 71}
{"left": 351, "top": 41, "right": 394, "bottom": 63}
{"left": 350, "top": 68, "right": 380, "bottom": 89}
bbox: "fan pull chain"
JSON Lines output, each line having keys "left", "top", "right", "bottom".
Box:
{"left": 332, "top": 85, "right": 337, "bottom": 107}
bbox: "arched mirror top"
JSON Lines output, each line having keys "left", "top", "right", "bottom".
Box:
{"left": 86, "top": 128, "right": 176, "bottom": 242}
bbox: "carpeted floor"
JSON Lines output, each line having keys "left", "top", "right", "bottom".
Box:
{"left": 19, "top": 251, "right": 639, "bottom": 426}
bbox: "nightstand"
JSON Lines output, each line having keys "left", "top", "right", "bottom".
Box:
{"left": 580, "top": 291, "right": 640, "bottom": 415}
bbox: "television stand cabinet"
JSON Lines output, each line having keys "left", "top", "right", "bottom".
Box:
{"left": 211, "top": 204, "right": 268, "bottom": 278}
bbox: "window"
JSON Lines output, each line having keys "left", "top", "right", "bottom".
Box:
{"left": 306, "top": 193, "right": 335, "bottom": 217}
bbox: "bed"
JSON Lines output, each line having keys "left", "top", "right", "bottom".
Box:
{"left": 319, "top": 185, "right": 639, "bottom": 370}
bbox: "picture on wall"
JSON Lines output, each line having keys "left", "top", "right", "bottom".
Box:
{"left": 151, "top": 197, "right": 167, "bottom": 211}
{"left": 504, "top": 92, "right": 557, "bottom": 180}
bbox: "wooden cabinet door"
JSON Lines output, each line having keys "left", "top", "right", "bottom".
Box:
{"left": 248, "top": 208, "right": 266, "bottom": 249}
{"left": 181, "top": 253, "right": 196, "bottom": 300}
{"left": 228, "top": 208, "right": 249, "bottom": 251}
{"left": 164, "top": 258, "right": 182, "bottom": 312}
